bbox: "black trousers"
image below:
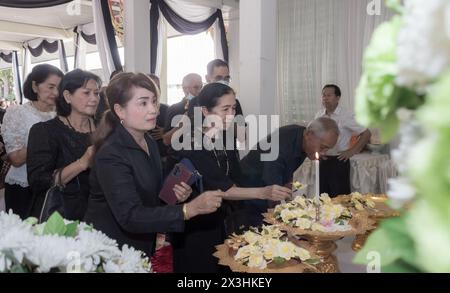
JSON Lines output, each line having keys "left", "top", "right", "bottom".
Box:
{"left": 319, "top": 156, "right": 351, "bottom": 197}
{"left": 4, "top": 183, "right": 32, "bottom": 219}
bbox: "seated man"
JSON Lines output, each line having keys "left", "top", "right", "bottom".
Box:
{"left": 315, "top": 84, "right": 371, "bottom": 197}
{"left": 239, "top": 117, "right": 339, "bottom": 225}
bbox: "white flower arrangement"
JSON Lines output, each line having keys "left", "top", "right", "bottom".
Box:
{"left": 229, "top": 225, "right": 317, "bottom": 270}
{"left": 273, "top": 194, "right": 353, "bottom": 232}
{"left": 0, "top": 211, "right": 152, "bottom": 273}
{"left": 349, "top": 192, "right": 376, "bottom": 211}
{"left": 396, "top": 0, "right": 450, "bottom": 88}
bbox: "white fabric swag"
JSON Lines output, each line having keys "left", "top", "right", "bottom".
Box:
{"left": 151, "top": 0, "right": 226, "bottom": 76}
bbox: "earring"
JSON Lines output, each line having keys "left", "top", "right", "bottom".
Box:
{"left": 120, "top": 119, "right": 124, "bottom": 125}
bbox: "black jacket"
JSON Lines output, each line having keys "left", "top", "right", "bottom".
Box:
{"left": 83, "top": 124, "right": 184, "bottom": 257}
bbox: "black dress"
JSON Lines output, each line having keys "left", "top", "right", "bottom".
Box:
{"left": 83, "top": 124, "right": 185, "bottom": 257}
{"left": 27, "top": 117, "right": 93, "bottom": 220}
{"left": 172, "top": 131, "right": 242, "bottom": 273}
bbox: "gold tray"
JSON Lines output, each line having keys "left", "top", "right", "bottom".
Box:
{"left": 213, "top": 240, "right": 320, "bottom": 273}
{"left": 332, "top": 194, "right": 400, "bottom": 220}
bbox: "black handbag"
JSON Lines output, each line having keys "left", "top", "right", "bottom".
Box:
{"left": 39, "top": 168, "right": 80, "bottom": 223}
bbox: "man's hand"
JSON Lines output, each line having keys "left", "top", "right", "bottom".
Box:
{"left": 150, "top": 126, "right": 165, "bottom": 141}
{"left": 337, "top": 149, "right": 356, "bottom": 161}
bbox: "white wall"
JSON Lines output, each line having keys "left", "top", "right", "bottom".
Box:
{"left": 238, "top": 0, "right": 278, "bottom": 116}
{"left": 124, "top": 0, "right": 151, "bottom": 73}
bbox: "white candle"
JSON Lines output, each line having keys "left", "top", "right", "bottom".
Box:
{"left": 315, "top": 152, "right": 320, "bottom": 205}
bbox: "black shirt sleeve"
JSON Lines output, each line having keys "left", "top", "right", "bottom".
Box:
{"left": 94, "top": 146, "right": 185, "bottom": 234}
{"left": 27, "top": 122, "right": 58, "bottom": 193}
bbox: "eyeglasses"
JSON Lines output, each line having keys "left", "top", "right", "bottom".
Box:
{"left": 213, "top": 76, "right": 231, "bottom": 83}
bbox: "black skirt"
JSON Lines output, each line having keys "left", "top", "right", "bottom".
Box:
{"left": 4, "top": 183, "right": 32, "bottom": 219}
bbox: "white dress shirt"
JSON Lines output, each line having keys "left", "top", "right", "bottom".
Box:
{"left": 314, "top": 105, "right": 367, "bottom": 155}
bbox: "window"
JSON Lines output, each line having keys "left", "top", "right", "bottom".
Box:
{"left": 166, "top": 32, "right": 214, "bottom": 105}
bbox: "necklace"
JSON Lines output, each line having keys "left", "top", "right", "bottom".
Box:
{"left": 211, "top": 147, "right": 230, "bottom": 176}
{"left": 65, "top": 116, "right": 93, "bottom": 134}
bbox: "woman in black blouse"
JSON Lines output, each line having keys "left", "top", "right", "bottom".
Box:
{"left": 83, "top": 72, "right": 224, "bottom": 258}
{"left": 172, "top": 83, "right": 292, "bottom": 273}
{"left": 27, "top": 69, "right": 101, "bottom": 220}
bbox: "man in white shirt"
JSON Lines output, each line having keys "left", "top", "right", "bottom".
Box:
{"left": 314, "top": 84, "right": 371, "bottom": 196}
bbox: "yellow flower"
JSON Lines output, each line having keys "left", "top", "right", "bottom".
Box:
{"left": 293, "top": 181, "right": 305, "bottom": 190}
{"left": 312, "top": 222, "right": 328, "bottom": 232}
{"left": 292, "top": 208, "right": 307, "bottom": 219}
{"left": 293, "top": 196, "right": 307, "bottom": 207}
{"left": 295, "top": 218, "right": 312, "bottom": 229}
{"left": 234, "top": 245, "right": 253, "bottom": 260}
{"left": 280, "top": 209, "right": 296, "bottom": 223}
{"left": 354, "top": 201, "right": 364, "bottom": 211}
{"left": 294, "top": 247, "right": 311, "bottom": 261}
{"left": 351, "top": 192, "right": 363, "bottom": 200}
{"left": 366, "top": 198, "right": 376, "bottom": 208}
{"left": 262, "top": 241, "right": 278, "bottom": 260}
{"left": 276, "top": 241, "right": 295, "bottom": 260}
{"left": 320, "top": 193, "right": 332, "bottom": 204}
{"left": 243, "top": 231, "right": 260, "bottom": 244}
{"left": 248, "top": 252, "right": 267, "bottom": 269}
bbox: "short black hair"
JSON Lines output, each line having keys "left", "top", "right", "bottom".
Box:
{"left": 322, "top": 84, "right": 341, "bottom": 97}
{"left": 56, "top": 69, "right": 102, "bottom": 117}
{"left": 23, "top": 64, "right": 64, "bottom": 101}
{"left": 207, "top": 59, "right": 229, "bottom": 76}
{"left": 198, "top": 82, "right": 235, "bottom": 111}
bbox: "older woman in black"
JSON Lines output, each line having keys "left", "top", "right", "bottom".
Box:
{"left": 27, "top": 69, "right": 101, "bottom": 220}
{"left": 83, "top": 72, "right": 224, "bottom": 258}
{"left": 172, "top": 83, "right": 292, "bottom": 273}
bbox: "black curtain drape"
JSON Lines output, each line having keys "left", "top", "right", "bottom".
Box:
{"left": 149, "top": 0, "right": 229, "bottom": 74}
{"left": 74, "top": 26, "right": 97, "bottom": 45}
{"left": 0, "top": 51, "right": 12, "bottom": 63}
{"left": 28, "top": 40, "right": 59, "bottom": 57}
{"left": 59, "top": 40, "right": 68, "bottom": 72}
{"left": 0, "top": 0, "right": 72, "bottom": 8}
{"left": 12, "top": 51, "right": 23, "bottom": 104}
{"left": 80, "top": 31, "right": 97, "bottom": 45}
{"left": 100, "top": 0, "right": 123, "bottom": 72}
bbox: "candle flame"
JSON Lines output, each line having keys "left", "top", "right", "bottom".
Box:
{"left": 315, "top": 152, "right": 319, "bottom": 160}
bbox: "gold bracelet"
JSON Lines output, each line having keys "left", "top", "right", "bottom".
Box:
{"left": 182, "top": 204, "right": 189, "bottom": 220}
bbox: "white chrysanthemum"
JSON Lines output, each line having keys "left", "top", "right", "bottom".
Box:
{"left": 26, "top": 235, "right": 79, "bottom": 273}
{"left": 0, "top": 211, "right": 34, "bottom": 272}
{"left": 396, "top": 0, "right": 450, "bottom": 87}
{"left": 103, "top": 245, "right": 151, "bottom": 273}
